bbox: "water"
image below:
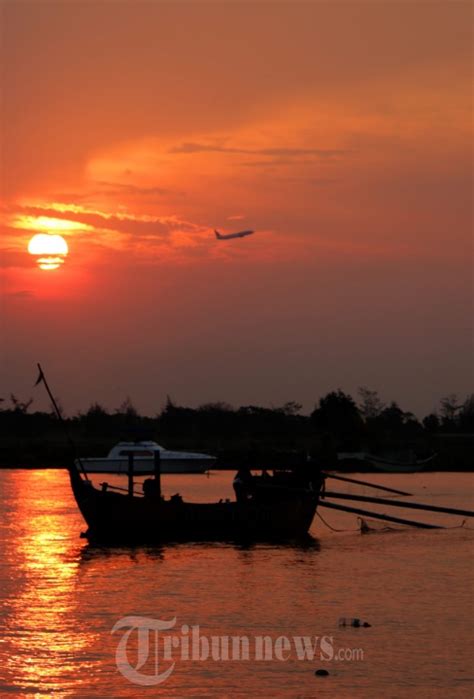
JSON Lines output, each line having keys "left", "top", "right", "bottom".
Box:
{"left": 0, "top": 470, "right": 473, "bottom": 698}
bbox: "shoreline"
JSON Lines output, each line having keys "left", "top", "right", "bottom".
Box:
{"left": 0, "top": 464, "right": 472, "bottom": 472}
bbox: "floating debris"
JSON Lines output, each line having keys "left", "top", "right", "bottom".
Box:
{"left": 339, "top": 617, "right": 371, "bottom": 628}
{"left": 359, "top": 517, "right": 410, "bottom": 534}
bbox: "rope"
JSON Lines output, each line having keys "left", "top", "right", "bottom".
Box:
{"left": 356, "top": 517, "right": 473, "bottom": 532}
{"left": 316, "top": 510, "right": 360, "bottom": 532}
{"left": 445, "top": 519, "right": 474, "bottom": 530}
{"left": 317, "top": 512, "right": 473, "bottom": 534}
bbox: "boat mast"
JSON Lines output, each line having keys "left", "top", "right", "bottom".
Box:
{"left": 154, "top": 450, "right": 161, "bottom": 498}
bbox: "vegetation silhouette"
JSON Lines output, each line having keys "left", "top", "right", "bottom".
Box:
{"left": 0, "top": 389, "right": 473, "bottom": 469}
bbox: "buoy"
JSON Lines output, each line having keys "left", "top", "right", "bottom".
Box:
{"left": 315, "top": 669, "right": 329, "bottom": 676}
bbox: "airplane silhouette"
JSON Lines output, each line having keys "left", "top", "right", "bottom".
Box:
{"left": 214, "top": 229, "right": 254, "bottom": 240}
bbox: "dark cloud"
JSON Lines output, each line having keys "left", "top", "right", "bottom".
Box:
{"left": 240, "top": 159, "right": 297, "bottom": 168}
{"left": 169, "top": 142, "right": 348, "bottom": 158}
{"left": 94, "top": 181, "right": 178, "bottom": 197}
{"left": 285, "top": 177, "right": 339, "bottom": 186}
{"left": 6, "top": 290, "right": 34, "bottom": 298}
{"left": 49, "top": 191, "right": 93, "bottom": 203}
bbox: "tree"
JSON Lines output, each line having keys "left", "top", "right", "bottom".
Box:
{"left": 278, "top": 401, "right": 303, "bottom": 417}
{"left": 77, "top": 402, "right": 110, "bottom": 433}
{"left": 84, "top": 402, "right": 109, "bottom": 418}
{"left": 379, "top": 402, "right": 405, "bottom": 429}
{"left": 439, "top": 394, "right": 461, "bottom": 430}
{"left": 198, "top": 402, "right": 233, "bottom": 413}
{"left": 372, "top": 401, "right": 422, "bottom": 444}
{"left": 357, "top": 386, "right": 385, "bottom": 421}
{"left": 378, "top": 402, "right": 419, "bottom": 429}
{"left": 422, "top": 413, "right": 440, "bottom": 432}
{"left": 116, "top": 397, "right": 138, "bottom": 418}
{"left": 311, "top": 390, "right": 363, "bottom": 444}
{"left": 458, "top": 394, "right": 474, "bottom": 432}
{"left": 9, "top": 394, "right": 33, "bottom": 414}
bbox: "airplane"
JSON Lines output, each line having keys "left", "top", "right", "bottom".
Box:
{"left": 214, "top": 229, "right": 255, "bottom": 240}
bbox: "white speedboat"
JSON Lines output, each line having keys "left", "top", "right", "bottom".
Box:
{"left": 75, "top": 441, "right": 216, "bottom": 475}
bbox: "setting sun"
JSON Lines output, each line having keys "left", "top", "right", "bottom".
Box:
{"left": 28, "top": 233, "right": 69, "bottom": 270}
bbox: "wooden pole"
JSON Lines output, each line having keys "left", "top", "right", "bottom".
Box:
{"left": 322, "top": 472, "right": 411, "bottom": 496}
{"left": 127, "top": 453, "right": 134, "bottom": 498}
{"left": 154, "top": 450, "right": 161, "bottom": 498}
{"left": 323, "top": 491, "right": 474, "bottom": 517}
{"left": 319, "top": 500, "right": 441, "bottom": 529}
{"left": 35, "top": 363, "right": 89, "bottom": 480}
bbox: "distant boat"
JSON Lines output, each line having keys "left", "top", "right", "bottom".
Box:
{"left": 366, "top": 453, "right": 437, "bottom": 473}
{"left": 337, "top": 451, "right": 437, "bottom": 473}
{"left": 75, "top": 441, "right": 216, "bottom": 475}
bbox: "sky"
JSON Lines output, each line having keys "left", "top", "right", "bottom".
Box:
{"left": 1, "top": 1, "right": 472, "bottom": 419}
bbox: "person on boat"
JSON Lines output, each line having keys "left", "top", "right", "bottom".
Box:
{"left": 250, "top": 468, "right": 275, "bottom": 502}
{"left": 233, "top": 466, "right": 254, "bottom": 502}
{"left": 293, "top": 460, "right": 325, "bottom": 493}
{"left": 142, "top": 477, "right": 160, "bottom": 498}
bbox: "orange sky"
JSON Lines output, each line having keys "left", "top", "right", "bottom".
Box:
{"left": 1, "top": 2, "right": 472, "bottom": 417}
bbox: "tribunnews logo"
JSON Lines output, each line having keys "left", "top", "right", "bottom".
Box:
{"left": 112, "top": 616, "right": 364, "bottom": 686}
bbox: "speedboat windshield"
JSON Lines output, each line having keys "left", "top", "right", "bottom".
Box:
{"left": 107, "top": 441, "right": 164, "bottom": 458}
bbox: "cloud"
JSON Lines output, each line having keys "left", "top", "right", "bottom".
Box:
{"left": 5, "top": 289, "right": 34, "bottom": 298}
{"left": 240, "top": 159, "right": 300, "bottom": 168}
{"left": 94, "top": 181, "right": 180, "bottom": 198}
{"left": 14, "top": 203, "right": 199, "bottom": 242}
{"left": 2, "top": 202, "right": 215, "bottom": 266}
{"left": 169, "top": 141, "right": 348, "bottom": 159}
{"left": 285, "top": 177, "right": 339, "bottom": 186}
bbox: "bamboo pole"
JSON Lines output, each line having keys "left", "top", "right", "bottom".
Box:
{"left": 127, "top": 453, "right": 134, "bottom": 498}
{"left": 323, "top": 491, "right": 474, "bottom": 517}
{"left": 322, "top": 472, "right": 411, "bottom": 496}
{"left": 35, "top": 363, "right": 89, "bottom": 480}
{"left": 319, "top": 500, "right": 441, "bottom": 529}
{"left": 99, "top": 482, "right": 141, "bottom": 496}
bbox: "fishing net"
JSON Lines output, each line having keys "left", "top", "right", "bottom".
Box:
{"left": 358, "top": 517, "right": 411, "bottom": 534}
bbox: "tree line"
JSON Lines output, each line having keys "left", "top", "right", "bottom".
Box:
{"left": 0, "top": 388, "right": 472, "bottom": 468}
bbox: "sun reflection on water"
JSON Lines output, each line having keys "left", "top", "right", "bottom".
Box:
{"left": 1, "top": 470, "right": 97, "bottom": 696}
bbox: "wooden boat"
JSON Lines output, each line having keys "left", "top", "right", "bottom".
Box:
{"left": 69, "top": 452, "right": 323, "bottom": 544}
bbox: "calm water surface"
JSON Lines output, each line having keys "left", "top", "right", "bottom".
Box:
{"left": 0, "top": 470, "right": 473, "bottom": 698}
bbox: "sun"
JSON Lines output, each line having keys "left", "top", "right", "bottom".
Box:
{"left": 28, "top": 233, "right": 69, "bottom": 270}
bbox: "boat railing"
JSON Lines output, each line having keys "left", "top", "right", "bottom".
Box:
{"left": 99, "top": 482, "right": 145, "bottom": 497}
{"left": 91, "top": 449, "right": 164, "bottom": 498}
